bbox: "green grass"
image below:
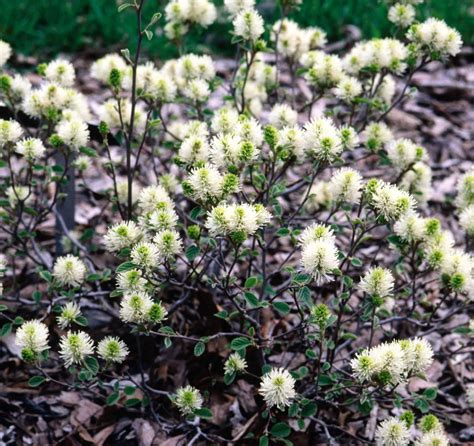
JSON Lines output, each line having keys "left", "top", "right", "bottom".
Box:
{"left": 0, "top": 0, "right": 472, "bottom": 61}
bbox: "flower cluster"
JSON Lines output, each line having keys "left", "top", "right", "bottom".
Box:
{"left": 351, "top": 338, "right": 433, "bottom": 385}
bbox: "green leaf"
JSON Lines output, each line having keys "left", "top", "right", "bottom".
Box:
{"left": 276, "top": 228, "right": 290, "bottom": 237}
{"left": 185, "top": 244, "right": 200, "bottom": 262}
{"left": 28, "top": 376, "right": 46, "bottom": 387}
{"left": 0, "top": 304, "right": 7, "bottom": 312}
{"left": 244, "top": 276, "right": 258, "bottom": 288}
{"left": 118, "top": 3, "right": 132, "bottom": 12}
{"left": 414, "top": 398, "right": 430, "bottom": 413}
{"left": 272, "top": 301, "right": 291, "bottom": 315}
{"left": 259, "top": 436, "right": 269, "bottom": 446}
{"left": 351, "top": 258, "right": 363, "bottom": 267}
{"left": 107, "top": 391, "right": 120, "bottom": 406}
{"left": 75, "top": 315, "right": 88, "bottom": 327}
{"left": 194, "top": 342, "right": 205, "bottom": 357}
{"left": 39, "top": 270, "right": 52, "bottom": 282}
{"left": 224, "top": 372, "right": 236, "bottom": 385}
{"left": 243, "top": 292, "right": 260, "bottom": 308}
{"left": 230, "top": 337, "right": 251, "bottom": 351}
{"left": 124, "top": 385, "right": 136, "bottom": 396}
{"left": 84, "top": 356, "right": 99, "bottom": 375}
{"left": 125, "top": 398, "right": 141, "bottom": 407}
{"left": 270, "top": 422, "right": 291, "bottom": 438}
{"left": 0, "top": 322, "right": 12, "bottom": 337}
{"left": 193, "top": 407, "right": 213, "bottom": 419}
{"left": 301, "top": 402, "right": 317, "bottom": 417}
{"left": 116, "top": 262, "right": 136, "bottom": 273}
{"left": 423, "top": 387, "right": 437, "bottom": 400}
{"left": 79, "top": 146, "right": 98, "bottom": 157}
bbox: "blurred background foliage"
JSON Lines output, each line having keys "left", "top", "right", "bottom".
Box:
{"left": 0, "top": 0, "right": 472, "bottom": 61}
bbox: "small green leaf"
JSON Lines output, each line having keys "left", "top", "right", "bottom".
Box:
{"left": 193, "top": 407, "right": 213, "bottom": 419}
{"left": 0, "top": 323, "right": 12, "bottom": 337}
{"left": 272, "top": 301, "right": 290, "bottom": 315}
{"left": 259, "top": 436, "right": 269, "bottom": 446}
{"left": 230, "top": 337, "right": 251, "bottom": 351}
{"left": 186, "top": 244, "right": 200, "bottom": 262}
{"left": 28, "top": 376, "right": 46, "bottom": 387}
{"left": 107, "top": 391, "right": 120, "bottom": 406}
{"left": 116, "top": 262, "right": 136, "bottom": 273}
{"left": 423, "top": 387, "right": 437, "bottom": 400}
{"left": 194, "top": 342, "right": 206, "bottom": 357}
{"left": 351, "top": 258, "right": 363, "bottom": 267}
{"left": 84, "top": 356, "right": 99, "bottom": 375}
{"left": 125, "top": 398, "right": 141, "bottom": 407}
{"left": 244, "top": 276, "right": 258, "bottom": 288}
{"left": 270, "top": 422, "right": 291, "bottom": 438}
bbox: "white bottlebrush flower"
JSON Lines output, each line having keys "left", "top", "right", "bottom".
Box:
{"left": 10, "top": 75, "right": 32, "bottom": 101}
{"left": 120, "top": 292, "right": 154, "bottom": 324}
{"left": 131, "top": 242, "right": 161, "bottom": 269}
{"left": 116, "top": 269, "right": 147, "bottom": 293}
{"left": 268, "top": 104, "right": 298, "bottom": 129}
{"left": 153, "top": 230, "right": 183, "bottom": 260}
{"left": 407, "top": 18, "right": 463, "bottom": 57}
{"left": 44, "top": 59, "right": 76, "bottom": 87}
{"left": 333, "top": 76, "right": 362, "bottom": 103}
{"left": 298, "top": 223, "right": 336, "bottom": 247}
{"left": 59, "top": 331, "right": 94, "bottom": 367}
{"left": 330, "top": 168, "right": 363, "bottom": 204}
{"left": 145, "top": 207, "right": 179, "bottom": 232}
{"left": 350, "top": 350, "right": 378, "bottom": 382}
{"left": 15, "top": 320, "right": 49, "bottom": 358}
{"left": 363, "top": 122, "right": 393, "bottom": 152}
{"left": 343, "top": 38, "right": 408, "bottom": 75}
{"left": 304, "top": 52, "right": 344, "bottom": 88}
{"left": 386, "top": 138, "right": 425, "bottom": 172}
{"left": 174, "top": 385, "right": 204, "bottom": 415}
{"left": 211, "top": 108, "right": 240, "bottom": 134}
{"left": 0, "top": 40, "right": 12, "bottom": 67}
{"left": 370, "top": 182, "right": 415, "bottom": 221}
{"left": 394, "top": 212, "right": 426, "bottom": 243}
{"left": 15, "top": 138, "right": 46, "bottom": 161}
{"left": 306, "top": 181, "right": 333, "bottom": 212}
{"left": 375, "top": 75, "right": 396, "bottom": 105}
{"left": 183, "top": 78, "right": 210, "bottom": 102}
{"left": 235, "top": 116, "right": 263, "bottom": 147}
{"left": 414, "top": 431, "right": 449, "bottom": 446}
{"left": 187, "top": 163, "right": 225, "bottom": 201}
{"left": 224, "top": 0, "right": 255, "bottom": 15}
{"left": 224, "top": 353, "right": 248, "bottom": 375}
{"left": 388, "top": 3, "right": 416, "bottom": 27}
{"left": 460, "top": 205, "right": 474, "bottom": 236}
{"left": 56, "top": 118, "right": 90, "bottom": 150}
{"left": 233, "top": 9, "right": 264, "bottom": 43}
{"left": 400, "top": 162, "right": 432, "bottom": 204}
{"left": 301, "top": 239, "right": 339, "bottom": 285}
{"left": 278, "top": 126, "right": 305, "bottom": 158}
{"left": 303, "top": 117, "right": 343, "bottom": 162}
{"left": 57, "top": 302, "right": 82, "bottom": 329}
{"left": 149, "top": 72, "right": 177, "bottom": 103}
{"left": 455, "top": 168, "right": 474, "bottom": 209}
{"left": 0, "top": 119, "right": 23, "bottom": 147}
{"left": 423, "top": 229, "right": 455, "bottom": 269}
{"left": 259, "top": 368, "right": 296, "bottom": 410}
{"left": 74, "top": 155, "right": 91, "bottom": 172}
{"left": 179, "top": 135, "right": 210, "bottom": 164}
{"left": 138, "top": 185, "right": 174, "bottom": 214}
{"left": 97, "top": 336, "right": 129, "bottom": 363}
{"left": 399, "top": 338, "right": 434, "bottom": 376}
{"left": 90, "top": 53, "right": 127, "bottom": 85}
{"left": 369, "top": 341, "right": 406, "bottom": 385}
{"left": 53, "top": 255, "right": 87, "bottom": 288}
{"left": 359, "top": 267, "right": 395, "bottom": 300}
{"left": 375, "top": 417, "right": 411, "bottom": 446}
{"left": 6, "top": 185, "right": 31, "bottom": 207}
{"left": 104, "top": 221, "right": 142, "bottom": 253}
{"left": 210, "top": 133, "right": 249, "bottom": 167}
{"left": 205, "top": 203, "right": 271, "bottom": 239}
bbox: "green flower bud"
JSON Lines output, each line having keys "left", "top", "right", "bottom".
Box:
{"left": 188, "top": 225, "right": 201, "bottom": 240}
